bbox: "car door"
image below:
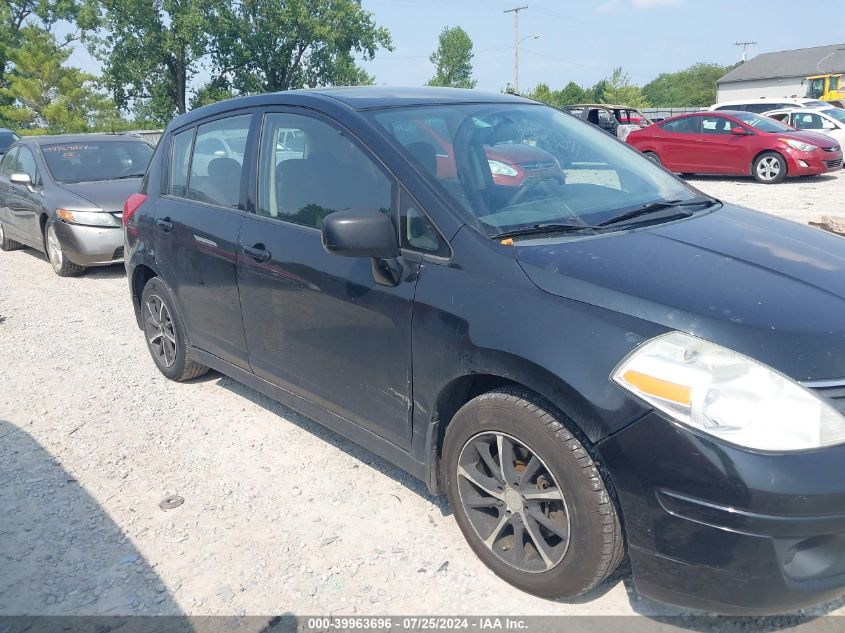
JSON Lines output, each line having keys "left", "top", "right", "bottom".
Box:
{"left": 6, "top": 145, "right": 44, "bottom": 246}
{"left": 153, "top": 112, "right": 255, "bottom": 370}
{"left": 236, "top": 109, "right": 417, "bottom": 449}
{"left": 656, "top": 117, "right": 701, "bottom": 171}
{"left": 0, "top": 146, "right": 19, "bottom": 238}
{"left": 697, "top": 114, "right": 749, "bottom": 174}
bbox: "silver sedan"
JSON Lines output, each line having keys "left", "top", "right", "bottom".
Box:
{"left": 0, "top": 134, "right": 153, "bottom": 276}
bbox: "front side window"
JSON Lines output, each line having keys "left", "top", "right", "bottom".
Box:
{"left": 1, "top": 147, "right": 18, "bottom": 176}
{"left": 791, "top": 112, "right": 824, "bottom": 130}
{"left": 16, "top": 147, "right": 38, "bottom": 182}
{"left": 371, "top": 103, "right": 693, "bottom": 236}
{"left": 187, "top": 115, "right": 251, "bottom": 208}
{"left": 41, "top": 140, "right": 152, "bottom": 184}
{"left": 257, "top": 112, "right": 392, "bottom": 229}
{"left": 701, "top": 116, "right": 733, "bottom": 134}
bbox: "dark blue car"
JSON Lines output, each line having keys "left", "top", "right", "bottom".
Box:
{"left": 123, "top": 87, "right": 845, "bottom": 614}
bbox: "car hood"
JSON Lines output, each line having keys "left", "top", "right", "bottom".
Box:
{"left": 58, "top": 179, "right": 142, "bottom": 212}
{"left": 487, "top": 143, "right": 556, "bottom": 164}
{"left": 780, "top": 130, "right": 840, "bottom": 148}
{"left": 515, "top": 204, "right": 845, "bottom": 381}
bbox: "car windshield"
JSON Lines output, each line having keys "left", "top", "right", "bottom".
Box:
{"left": 824, "top": 108, "right": 845, "bottom": 124}
{"left": 370, "top": 103, "right": 694, "bottom": 235}
{"left": 41, "top": 140, "right": 153, "bottom": 183}
{"left": 733, "top": 112, "right": 794, "bottom": 133}
{"left": 0, "top": 131, "right": 18, "bottom": 152}
{"left": 804, "top": 100, "right": 829, "bottom": 108}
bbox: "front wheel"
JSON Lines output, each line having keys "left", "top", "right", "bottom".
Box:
{"left": 442, "top": 388, "right": 624, "bottom": 599}
{"left": 753, "top": 152, "right": 787, "bottom": 184}
{"left": 642, "top": 151, "right": 661, "bottom": 166}
{"left": 45, "top": 220, "right": 85, "bottom": 276}
{"left": 141, "top": 277, "right": 209, "bottom": 381}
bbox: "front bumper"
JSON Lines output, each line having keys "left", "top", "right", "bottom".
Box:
{"left": 52, "top": 221, "right": 124, "bottom": 267}
{"left": 598, "top": 411, "right": 845, "bottom": 614}
{"left": 784, "top": 148, "right": 843, "bottom": 176}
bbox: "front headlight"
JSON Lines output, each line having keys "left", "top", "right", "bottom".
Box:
{"left": 487, "top": 160, "right": 519, "bottom": 177}
{"left": 56, "top": 209, "right": 120, "bottom": 227}
{"left": 782, "top": 138, "right": 818, "bottom": 152}
{"left": 612, "top": 332, "right": 845, "bottom": 451}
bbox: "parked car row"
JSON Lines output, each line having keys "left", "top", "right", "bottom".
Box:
{"left": 5, "top": 87, "right": 845, "bottom": 616}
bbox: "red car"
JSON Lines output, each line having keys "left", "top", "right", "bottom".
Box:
{"left": 626, "top": 110, "right": 843, "bottom": 183}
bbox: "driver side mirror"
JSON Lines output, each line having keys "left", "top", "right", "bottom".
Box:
{"left": 730, "top": 126, "right": 749, "bottom": 136}
{"left": 322, "top": 209, "right": 398, "bottom": 260}
{"left": 10, "top": 172, "right": 34, "bottom": 191}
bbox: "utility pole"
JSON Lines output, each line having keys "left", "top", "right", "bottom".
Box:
{"left": 504, "top": 5, "right": 528, "bottom": 93}
{"left": 734, "top": 41, "right": 757, "bottom": 63}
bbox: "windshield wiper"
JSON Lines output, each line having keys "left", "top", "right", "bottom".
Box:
{"left": 598, "top": 196, "right": 718, "bottom": 227}
{"left": 491, "top": 222, "right": 598, "bottom": 240}
{"left": 111, "top": 172, "right": 146, "bottom": 180}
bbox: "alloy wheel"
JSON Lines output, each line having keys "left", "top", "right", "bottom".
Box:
{"left": 456, "top": 431, "right": 570, "bottom": 573}
{"left": 144, "top": 294, "right": 177, "bottom": 368}
{"left": 46, "top": 224, "right": 63, "bottom": 271}
{"left": 756, "top": 156, "right": 781, "bottom": 181}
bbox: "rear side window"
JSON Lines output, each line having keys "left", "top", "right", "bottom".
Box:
{"left": 257, "top": 112, "right": 392, "bottom": 229}
{"left": 661, "top": 117, "right": 700, "bottom": 133}
{"left": 744, "top": 103, "right": 776, "bottom": 114}
{"left": 169, "top": 129, "right": 194, "bottom": 197}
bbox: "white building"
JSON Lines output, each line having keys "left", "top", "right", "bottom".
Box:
{"left": 717, "top": 43, "right": 845, "bottom": 102}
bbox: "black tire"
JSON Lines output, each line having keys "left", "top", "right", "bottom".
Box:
{"left": 44, "top": 220, "right": 85, "bottom": 277}
{"left": 642, "top": 151, "right": 661, "bottom": 166}
{"left": 442, "top": 388, "right": 624, "bottom": 599}
{"left": 140, "top": 277, "right": 209, "bottom": 381}
{"left": 0, "top": 219, "right": 24, "bottom": 251}
{"left": 752, "top": 151, "right": 787, "bottom": 184}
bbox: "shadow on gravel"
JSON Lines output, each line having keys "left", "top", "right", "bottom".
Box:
{"left": 619, "top": 576, "right": 845, "bottom": 632}
{"left": 0, "top": 419, "right": 181, "bottom": 616}
{"left": 214, "top": 376, "right": 451, "bottom": 517}
{"left": 12, "top": 248, "right": 125, "bottom": 280}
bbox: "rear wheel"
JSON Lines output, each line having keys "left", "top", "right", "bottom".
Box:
{"left": 141, "top": 277, "right": 209, "bottom": 381}
{"left": 642, "top": 151, "right": 661, "bottom": 166}
{"left": 45, "top": 220, "right": 85, "bottom": 276}
{"left": 442, "top": 388, "right": 624, "bottom": 599}
{"left": 752, "top": 151, "right": 787, "bottom": 184}
{"left": 0, "top": 220, "right": 24, "bottom": 251}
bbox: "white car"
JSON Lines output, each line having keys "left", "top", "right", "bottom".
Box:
{"left": 764, "top": 107, "right": 845, "bottom": 148}
{"left": 710, "top": 97, "right": 830, "bottom": 114}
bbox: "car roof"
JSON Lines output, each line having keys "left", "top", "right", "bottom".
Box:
{"left": 25, "top": 133, "right": 148, "bottom": 145}
{"left": 170, "top": 86, "right": 534, "bottom": 130}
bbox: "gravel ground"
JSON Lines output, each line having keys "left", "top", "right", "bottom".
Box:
{"left": 2, "top": 171, "right": 845, "bottom": 627}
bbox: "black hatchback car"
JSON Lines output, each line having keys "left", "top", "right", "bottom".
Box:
{"left": 125, "top": 87, "right": 845, "bottom": 614}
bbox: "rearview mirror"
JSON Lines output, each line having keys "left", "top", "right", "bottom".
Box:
{"left": 730, "top": 126, "right": 749, "bottom": 136}
{"left": 322, "top": 210, "right": 398, "bottom": 260}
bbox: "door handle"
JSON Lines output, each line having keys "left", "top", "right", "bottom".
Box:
{"left": 156, "top": 217, "right": 174, "bottom": 233}
{"left": 243, "top": 244, "right": 271, "bottom": 263}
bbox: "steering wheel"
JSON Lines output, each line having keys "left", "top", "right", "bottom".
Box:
{"left": 508, "top": 176, "right": 549, "bottom": 207}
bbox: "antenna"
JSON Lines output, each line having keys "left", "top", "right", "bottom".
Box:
{"left": 734, "top": 41, "right": 757, "bottom": 63}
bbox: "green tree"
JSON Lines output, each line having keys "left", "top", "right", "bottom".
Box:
{"left": 206, "top": 0, "right": 390, "bottom": 95}
{"left": 526, "top": 82, "right": 554, "bottom": 105}
{"left": 0, "top": 26, "right": 120, "bottom": 133}
{"left": 427, "top": 25, "right": 476, "bottom": 89}
{"left": 599, "top": 67, "right": 649, "bottom": 108}
{"left": 89, "top": 0, "right": 214, "bottom": 123}
{"left": 643, "top": 62, "right": 739, "bottom": 107}
{"left": 558, "top": 81, "right": 586, "bottom": 106}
